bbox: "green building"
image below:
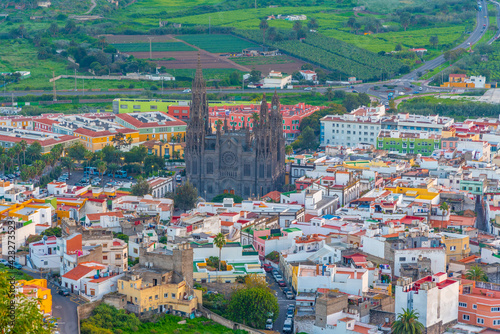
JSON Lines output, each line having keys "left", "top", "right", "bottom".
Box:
{"left": 377, "top": 130, "right": 441, "bottom": 156}
{"left": 459, "top": 179, "right": 486, "bottom": 195}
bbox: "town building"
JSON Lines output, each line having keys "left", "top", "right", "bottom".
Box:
{"left": 185, "top": 64, "right": 286, "bottom": 198}
{"left": 115, "top": 111, "right": 186, "bottom": 143}
{"left": 147, "top": 177, "right": 174, "bottom": 198}
{"left": 377, "top": 130, "right": 441, "bottom": 156}
{"left": 320, "top": 105, "right": 386, "bottom": 147}
{"left": 73, "top": 127, "right": 139, "bottom": 152}
{"left": 16, "top": 279, "right": 52, "bottom": 316}
{"left": 262, "top": 71, "right": 292, "bottom": 89}
{"left": 458, "top": 280, "right": 500, "bottom": 329}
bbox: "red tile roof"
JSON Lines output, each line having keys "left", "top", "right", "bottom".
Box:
{"left": 74, "top": 127, "right": 136, "bottom": 138}
{"left": 62, "top": 265, "right": 95, "bottom": 281}
{"left": 116, "top": 112, "right": 186, "bottom": 129}
{"left": 86, "top": 211, "right": 124, "bottom": 221}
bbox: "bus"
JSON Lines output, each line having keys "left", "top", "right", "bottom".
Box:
{"left": 84, "top": 167, "right": 99, "bottom": 176}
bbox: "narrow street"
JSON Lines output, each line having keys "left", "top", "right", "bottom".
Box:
{"left": 475, "top": 195, "right": 488, "bottom": 232}
{"left": 22, "top": 269, "right": 80, "bottom": 334}
{"left": 266, "top": 272, "right": 295, "bottom": 333}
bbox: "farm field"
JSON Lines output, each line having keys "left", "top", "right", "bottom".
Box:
{"left": 111, "top": 42, "right": 195, "bottom": 52}
{"left": 104, "top": 35, "right": 179, "bottom": 43}
{"left": 177, "top": 34, "right": 258, "bottom": 53}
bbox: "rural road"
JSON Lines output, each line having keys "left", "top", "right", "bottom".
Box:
{"left": 85, "top": 0, "right": 97, "bottom": 14}
{"left": 401, "top": 2, "right": 490, "bottom": 81}
{"left": 488, "top": 0, "right": 500, "bottom": 44}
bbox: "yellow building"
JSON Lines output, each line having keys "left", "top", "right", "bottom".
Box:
{"left": 73, "top": 128, "right": 140, "bottom": 152}
{"left": 17, "top": 279, "right": 52, "bottom": 316}
{"left": 142, "top": 140, "right": 185, "bottom": 159}
{"left": 115, "top": 112, "right": 186, "bottom": 143}
{"left": 118, "top": 268, "right": 201, "bottom": 316}
{"left": 440, "top": 232, "right": 470, "bottom": 263}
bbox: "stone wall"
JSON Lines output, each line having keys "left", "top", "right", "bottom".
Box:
{"left": 139, "top": 244, "right": 193, "bottom": 284}
{"left": 200, "top": 306, "right": 266, "bottom": 334}
{"left": 77, "top": 300, "right": 102, "bottom": 320}
{"left": 369, "top": 309, "right": 395, "bottom": 328}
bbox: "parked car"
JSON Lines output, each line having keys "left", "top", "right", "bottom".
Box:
{"left": 271, "top": 269, "right": 279, "bottom": 276}
{"left": 58, "top": 289, "right": 70, "bottom": 296}
{"left": 0, "top": 259, "right": 8, "bottom": 265}
{"left": 288, "top": 304, "right": 296, "bottom": 311}
{"left": 12, "top": 262, "right": 22, "bottom": 269}
{"left": 278, "top": 280, "right": 287, "bottom": 287}
{"left": 183, "top": 89, "right": 192, "bottom": 93}
{"left": 265, "top": 319, "right": 273, "bottom": 330}
{"left": 304, "top": 87, "right": 312, "bottom": 91}
{"left": 283, "top": 319, "right": 293, "bottom": 333}
{"left": 352, "top": 90, "right": 359, "bottom": 93}
{"left": 287, "top": 307, "right": 295, "bottom": 317}
{"left": 283, "top": 287, "right": 290, "bottom": 295}
{"left": 286, "top": 291, "right": 295, "bottom": 300}
{"left": 274, "top": 274, "right": 282, "bottom": 281}
{"left": 263, "top": 264, "right": 273, "bottom": 272}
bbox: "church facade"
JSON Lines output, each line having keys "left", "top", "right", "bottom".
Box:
{"left": 185, "top": 63, "right": 286, "bottom": 199}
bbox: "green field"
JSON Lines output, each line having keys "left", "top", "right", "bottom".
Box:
{"left": 112, "top": 42, "right": 195, "bottom": 52}
{"left": 230, "top": 56, "right": 295, "bottom": 66}
{"left": 177, "top": 34, "right": 257, "bottom": 53}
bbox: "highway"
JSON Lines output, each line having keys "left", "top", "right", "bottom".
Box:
{"left": 489, "top": 0, "right": 500, "bottom": 44}
{"left": 401, "top": 1, "right": 490, "bottom": 81}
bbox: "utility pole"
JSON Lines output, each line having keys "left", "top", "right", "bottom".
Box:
{"left": 147, "top": 37, "right": 154, "bottom": 59}
{"left": 52, "top": 71, "right": 57, "bottom": 101}
{"left": 74, "top": 69, "right": 77, "bottom": 91}
{"left": 82, "top": 77, "right": 85, "bottom": 97}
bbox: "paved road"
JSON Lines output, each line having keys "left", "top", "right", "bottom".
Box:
{"left": 489, "top": 0, "right": 500, "bottom": 44}
{"left": 402, "top": 2, "right": 490, "bottom": 81}
{"left": 266, "top": 272, "right": 295, "bottom": 333}
{"left": 22, "top": 269, "right": 81, "bottom": 334}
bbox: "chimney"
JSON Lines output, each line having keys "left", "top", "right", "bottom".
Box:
{"left": 316, "top": 264, "right": 320, "bottom": 275}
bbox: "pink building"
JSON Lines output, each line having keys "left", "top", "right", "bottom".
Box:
{"left": 253, "top": 227, "right": 302, "bottom": 258}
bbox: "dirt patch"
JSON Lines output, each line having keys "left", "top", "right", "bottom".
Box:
{"left": 201, "top": 282, "right": 245, "bottom": 299}
{"left": 130, "top": 51, "right": 247, "bottom": 70}
{"left": 103, "top": 34, "right": 177, "bottom": 43}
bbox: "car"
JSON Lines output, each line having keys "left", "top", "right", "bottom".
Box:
{"left": 399, "top": 92, "right": 405, "bottom": 96}
{"left": 182, "top": 89, "right": 192, "bottom": 93}
{"left": 274, "top": 274, "right": 282, "bottom": 281}
{"left": 278, "top": 280, "right": 286, "bottom": 287}
{"left": 10, "top": 262, "right": 22, "bottom": 269}
{"left": 263, "top": 264, "right": 273, "bottom": 272}
{"left": 0, "top": 259, "right": 8, "bottom": 265}
{"left": 287, "top": 308, "right": 295, "bottom": 317}
{"left": 288, "top": 304, "right": 296, "bottom": 311}
{"left": 352, "top": 90, "right": 359, "bottom": 93}
{"left": 271, "top": 269, "right": 279, "bottom": 276}
{"left": 286, "top": 291, "right": 295, "bottom": 299}
{"left": 304, "top": 87, "right": 312, "bottom": 91}
{"left": 58, "top": 289, "right": 70, "bottom": 296}
{"left": 283, "top": 319, "right": 293, "bottom": 333}
{"left": 176, "top": 174, "right": 182, "bottom": 182}
{"left": 419, "top": 87, "right": 423, "bottom": 91}
{"left": 413, "top": 91, "right": 420, "bottom": 94}
{"left": 384, "top": 101, "right": 389, "bottom": 106}
{"left": 265, "top": 319, "right": 273, "bottom": 330}
{"left": 283, "top": 287, "right": 290, "bottom": 295}
{"left": 409, "top": 84, "right": 414, "bottom": 88}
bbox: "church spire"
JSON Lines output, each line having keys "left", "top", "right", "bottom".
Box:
{"left": 259, "top": 93, "right": 268, "bottom": 126}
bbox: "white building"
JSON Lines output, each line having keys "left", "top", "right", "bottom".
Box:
{"left": 320, "top": 105, "right": 386, "bottom": 147}
{"left": 383, "top": 113, "right": 454, "bottom": 134}
{"left": 300, "top": 70, "right": 317, "bottom": 81}
{"left": 296, "top": 264, "right": 369, "bottom": 295}
{"left": 469, "top": 75, "right": 487, "bottom": 88}
{"left": 129, "top": 229, "right": 159, "bottom": 259}
{"left": 147, "top": 177, "right": 174, "bottom": 198}
{"left": 393, "top": 247, "right": 446, "bottom": 277}
{"left": 262, "top": 71, "right": 292, "bottom": 89}
{"left": 84, "top": 211, "right": 124, "bottom": 232}
{"left": 112, "top": 195, "right": 173, "bottom": 221}
{"left": 395, "top": 274, "right": 459, "bottom": 330}
{"left": 166, "top": 213, "right": 221, "bottom": 241}
{"left": 28, "top": 236, "right": 60, "bottom": 270}
{"left": 1, "top": 220, "right": 36, "bottom": 256}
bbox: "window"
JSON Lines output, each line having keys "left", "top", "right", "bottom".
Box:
{"left": 244, "top": 164, "right": 251, "bottom": 176}
{"left": 133, "top": 105, "right": 141, "bottom": 109}
{"left": 473, "top": 304, "right": 477, "bottom": 309}
{"left": 206, "top": 162, "right": 213, "bottom": 174}
{"left": 172, "top": 293, "right": 176, "bottom": 299}
{"left": 459, "top": 302, "right": 467, "bottom": 308}
{"left": 399, "top": 257, "right": 406, "bottom": 262}
{"left": 155, "top": 295, "right": 159, "bottom": 300}
{"left": 450, "top": 246, "right": 456, "bottom": 251}
{"left": 120, "top": 105, "right": 128, "bottom": 109}
{"left": 492, "top": 307, "right": 500, "bottom": 312}
{"left": 493, "top": 320, "right": 500, "bottom": 325}
{"left": 164, "top": 293, "right": 168, "bottom": 298}
{"left": 103, "top": 255, "right": 108, "bottom": 260}
{"left": 463, "top": 314, "right": 470, "bottom": 321}
{"left": 151, "top": 105, "right": 157, "bottom": 110}
{"left": 477, "top": 318, "right": 484, "bottom": 324}
{"left": 149, "top": 296, "right": 152, "bottom": 301}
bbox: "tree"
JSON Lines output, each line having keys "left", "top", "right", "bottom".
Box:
{"left": 429, "top": 35, "right": 439, "bottom": 48}
{"left": 61, "top": 157, "right": 74, "bottom": 176}
{"left": 227, "top": 285, "right": 279, "bottom": 329}
{"left": 439, "top": 201, "right": 449, "bottom": 225}
{"left": 392, "top": 309, "right": 424, "bottom": 334}
{"left": 285, "top": 145, "right": 293, "bottom": 155}
{"left": 111, "top": 132, "right": 129, "bottom": 150}
{"left": 249, "top": 68, "right": 261, "bottom": 83}
{"left": 212, "top": 193, "right": 244, "bottom": 203}
{"left": 395, "top": 43, "right": 402, "bottom": 52}
{"left": 26, "top": 142, "right": 42, "bottom": 164}
{"left": 67, "top": 142, "right": 87, "bottom": 163}
{"left": 307, "top": 17, "right": 319, "bottom": 30}
{"left": 174, "top": 181, "right": 198, "bottom": 211}
{"left": 97, "top": 161, "right": 107, "bottom": 187}
{"left": 84, "top": 151, "right": 94, "bottom": 169}
{"left": 41, "top": 227, "right": 62, "bottom": 237}
{"left": 389, "top": 99, "right": 396, "bottom": 111}
{"left": 259, "top": 19, "right": 269, "bottom": 46}
{"left": 466, "top": 265, "right": 488, "bottom": 282}
{"left": 107, "top": 163, "right": 120, "bottom": 179}
{"left": 325, "top": 87, "right": 335, "bottom": 101}
{"left": 131, "top": 177, "right": 151, "bottom": 196}
{"left": 213, "top": 233, "right": 226, "bottom": 283}
{"left": 65, "top": 20, "right": 76, "bottom": 34}
{"left": 292, "top": 126, "right": 318, "bottom": 151}
{"left": 48, "top": 22, "right": 59, "bottom": 37}
{"left": 19, "top": 140, "right": 27, "bottom": 165}
{"left": 347, "top": 17, "right": 356, "bottom": 32}
{"left": 0, "top": 270, "right": 55, "bottom": 333}
{"left": 293, "top": 21, "right": 303, "bottom": 33}
{"left": 400, "top": 12, "right": 411, "bottom": 31}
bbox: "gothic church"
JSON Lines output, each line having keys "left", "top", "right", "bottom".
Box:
{"left": 185, "top": 62, "right": 286, "bottom": 199}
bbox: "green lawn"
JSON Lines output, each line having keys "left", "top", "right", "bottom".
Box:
{"left": 176, "top": 35, "right": 258, "bottom": 53}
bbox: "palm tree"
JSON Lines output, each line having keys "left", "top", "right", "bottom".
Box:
{"left": 19, "top": 140, "right": 27, "bottom": 165}
{"left": 466, "top": 266, "right": 488, "bottom": 282}
{"left": 439, "top": 201, "right": 449, "bottom": 228}
{"left": 108, "top": 163, "right": 120, "bottom": 180}
{"left": 13, "top": 143, "right": 22, "bottom": 167}
{"left": 84, "top": 151, "right": 94, "bottom": 169}
{"left": 0, "top": 154, "right": 7, "bottom": 176}
{"left": 97, "top": 161, "right": 107, "bottom": 187}
{"left": 251, "top": 112, "right": 260, "bottom": 126}
{"left": 259, "top": 19, "right": 269, "bottom": 46}
{"left": 213, "top": 233, "right": 226, "bottom": 284}
{"left": 61, "top": 157, "right": 74, "bottom": 177}
{"left": 285, "top": 145, "right": 293, "bottom": 155}
{"left": 392, "top": 309, "right": 424, "bottom": 334}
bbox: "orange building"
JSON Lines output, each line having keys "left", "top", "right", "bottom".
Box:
{"left": 458, "top": 280, "right": 500, "bottom": 329}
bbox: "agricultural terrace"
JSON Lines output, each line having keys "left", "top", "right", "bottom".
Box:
{"left": 176, "top": 35, "right": 258, "bottom": 53}
{"left": 111, "top": 42, "right": 195, "bottom": 52}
